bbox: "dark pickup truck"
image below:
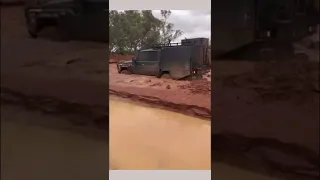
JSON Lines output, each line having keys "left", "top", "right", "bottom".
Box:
{"left": 117, "top": 38, "right": 211, "bottom": 80}
{"left": 24, "top": 0, "right": 108, "bottom": 42}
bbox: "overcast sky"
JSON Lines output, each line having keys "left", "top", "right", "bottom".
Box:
{"left": 152, "top": 10, "right": 211, "bottom": 43}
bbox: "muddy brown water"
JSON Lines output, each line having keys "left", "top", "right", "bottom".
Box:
{"left": 109, "top": 99, "right": 279, "bottom": 179}
{"left": 1, "top": 105, "right": 108, "bottom": 180}
{"left": 110, "top": 99, "right": 280, "bottom": 180}
{"left": 109, "top": 99, "right": 211, "bottom": 170}
{"left": 2, "top": 99, "right": 278, "bottom": 179}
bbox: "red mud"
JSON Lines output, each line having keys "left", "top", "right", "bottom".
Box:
{"left": 211, "top": 60, "right": 319, "bottom": 148}
{"left": 1, "top": 70, "right": 211, "bottom": 120}
{"left": 178, "top": 79, "right": 211, "bottom": 95}
{"left": 109, "top": 86, "right": 211, "bottom": 119}
{"left": 109, "top": 63, "right": 211, "bottom": 119}
{"left": 211, "top": 60, "right": 319, "bottom": 180}
{"left": 109, "top": 53, "right": 134, "bottom": 63}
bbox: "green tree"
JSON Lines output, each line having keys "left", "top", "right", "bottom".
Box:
{"left": 158, "top": 10, "right": 183, "bottom": 44}
{"left": 109, "top": 10, "right": 183, "bottom": 54}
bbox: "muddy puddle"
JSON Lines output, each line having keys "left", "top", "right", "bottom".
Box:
{"left": 109, "top": 99, "right": 211, "bottom": 170}
{"left": 1, "top": 105, "right": 108, "bottom": 180}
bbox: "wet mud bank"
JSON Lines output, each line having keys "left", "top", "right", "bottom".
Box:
{"left": 212, "top": 133, "right": 319, "bottom": 180}
{"left": 109, "top": 89, "right": 211, "bottom": 119}
{"left": 1, "top": 87, "right": 109, "bottom": 134}
{"left": 1, "top": 84, "right": 211, "bottom": 132}
{"left": 211, "top": 60, "right": 319, "bottom": 180}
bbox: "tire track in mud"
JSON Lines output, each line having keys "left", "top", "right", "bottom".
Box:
{"left": 109, "top": 89, "right": 211, "bottom": 120}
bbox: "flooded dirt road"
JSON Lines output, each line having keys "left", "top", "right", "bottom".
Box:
{"left": 109, "top": 98, "right": 279, "bottom": 179}
{"left": 109, "top": 63, "right": 211, "bottom": 119}
{"left": 109, "top": 99, "right": 211, "bottom": 170}
{"left": 1, "top": 105, "right": 108, "bottom": 180}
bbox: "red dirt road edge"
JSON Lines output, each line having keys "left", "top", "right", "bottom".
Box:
{"left": 1, "top": 70, "right": 211, "bottom": 120}
{"left": 109, "top": 89, "right": 211, "bottom": 120}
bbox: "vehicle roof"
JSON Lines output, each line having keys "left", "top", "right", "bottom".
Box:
{"left": 140, "top": 45, "right": 193, "bottom": 52}
{"left": 140, "top": 48, "right": 158, "bottom": 52}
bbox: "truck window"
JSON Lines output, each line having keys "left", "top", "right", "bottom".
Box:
{"left": 136, "top": 51, "right": 158, "bottom": 61}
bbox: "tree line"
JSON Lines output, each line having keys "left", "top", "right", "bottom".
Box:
{"left": 109, "top": 10, "right": 183, "bottom": 54}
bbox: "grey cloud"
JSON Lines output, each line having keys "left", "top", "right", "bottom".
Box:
{"left": 152, "top": 10, "right": 211, "bottom": 42}
{"left": 189, "top": 10, "right": 211, "bottom": 16}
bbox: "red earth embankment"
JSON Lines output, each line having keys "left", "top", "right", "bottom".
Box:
{"left": 109, "top": 53, "right": 134, "bottom": 63}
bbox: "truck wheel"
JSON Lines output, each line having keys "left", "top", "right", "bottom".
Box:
{"left": 193, "top": 74, "right": 203, "bottom": 80}
{"left": 26, "top": 12, "right": 39, "bottom": 39}
{"left": 160, "top": 73, "right": 171, "bottom": 79}
{"left": 120, "top": 69, "right": 131, "bottom": 74}
{"left": 156, "top": 71, "right": 162, "bottom": 78}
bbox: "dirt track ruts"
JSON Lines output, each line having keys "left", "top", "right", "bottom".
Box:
{"left": 109, "top": 89, "right": 211, "bottom": 119}
{"left": 1, "top": 87, "right": 109, "bottom": 130}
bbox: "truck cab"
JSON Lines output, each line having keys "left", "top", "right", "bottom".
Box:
{"left": 131, "top": 49, "right": 161, "bottom": 76}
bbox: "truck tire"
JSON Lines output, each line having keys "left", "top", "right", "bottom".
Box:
{"left": 26, "top": 12, "right": 39, "bottom": 39}
{"left": 157, "top": 71, "right": 171, "bottom": 79}
{"left": 156, "top": 71, "right": 162, "bottom": 78}
{"left": 160, "top": 73, "right": 171, "bottom": 79}
{"left": 120, "top": 69, "right": 131, "bottom": 74}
